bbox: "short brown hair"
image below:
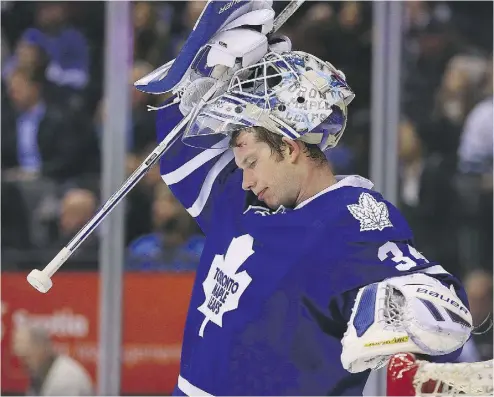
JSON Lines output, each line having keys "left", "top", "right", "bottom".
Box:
{"left": 229, "top": 126, "right": 328, "bottom": 165}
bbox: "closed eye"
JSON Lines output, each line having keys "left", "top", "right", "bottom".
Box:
{"left": 248, "top": 160, "right": 257, "bottom": 169}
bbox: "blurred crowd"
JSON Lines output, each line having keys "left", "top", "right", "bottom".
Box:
{"left": 1, "top": 0, "right": 492, "bottom": 375}
{"left": 11, "top": 324, "right": 94, "bottom": 395}
{"left": 1, "top": 1, "right": 209, "bottom": 273}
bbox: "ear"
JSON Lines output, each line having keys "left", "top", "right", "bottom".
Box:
{"left": 282, "top": 137, "right": 301, "bottom": 163}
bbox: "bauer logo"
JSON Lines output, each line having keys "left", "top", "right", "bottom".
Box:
{"left": 218, "top": 0, "right": 242, "bottom": 14}
{"left": 416, "top": 288, "right": 469, "bottom": 315}
{"left": 197, "top": 235, "right": 254, "bottom": 337}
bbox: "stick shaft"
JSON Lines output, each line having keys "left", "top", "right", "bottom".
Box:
{"left": 39, "top": 0, "right": 305, "bottom": 277}
{"left": 271, "top": 0, "right": 306, "bottom": 34}
{"left": 68, "top": 119, "right": 186, "bottom": 255}
{"left": 45, "top": 114, "right": 190, "bottom": 275}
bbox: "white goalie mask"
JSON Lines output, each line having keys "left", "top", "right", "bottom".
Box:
{"left": 182, "top": 51, "right": 355, "bottom": 151}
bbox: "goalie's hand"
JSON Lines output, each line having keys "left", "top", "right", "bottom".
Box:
{"left": 341, "top": 273, "right": 472, "bottom": 373}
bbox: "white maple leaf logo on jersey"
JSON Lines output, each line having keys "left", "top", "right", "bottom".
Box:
{"left": 197, "top": 234, "right": 254, "bottom": 337}
{"left": 347, "top": 192, "right": 393, "bottom": 231}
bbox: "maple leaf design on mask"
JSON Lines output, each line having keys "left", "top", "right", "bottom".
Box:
{"left": 347, "top": 193, "right": 393, "bottom": 231}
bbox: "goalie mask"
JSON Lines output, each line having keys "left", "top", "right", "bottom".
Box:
{"left": 182, "top": 51, "right": 355, "bottom": 151}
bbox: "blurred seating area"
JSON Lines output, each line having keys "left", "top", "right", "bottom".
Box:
{"left": 1, "top": 1, "right": 492, "bottom": 360}
{"left": 1, "top": 1, "right": 209, "bottom": 273}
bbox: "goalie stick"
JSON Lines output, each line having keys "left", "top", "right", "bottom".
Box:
{"left": 27, "top": 0, "right": 307, "bottom": 293}
{"left": 271, "top": 0, "right": 305, "bottom": 33}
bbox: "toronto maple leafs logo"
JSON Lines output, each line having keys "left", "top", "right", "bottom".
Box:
{"left": 197, "top": 234, "right": 254, "bottom": 337}
{"left": 347, "top": 192, "right": 393, "bottom": 231}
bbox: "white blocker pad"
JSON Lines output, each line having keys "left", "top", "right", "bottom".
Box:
{"left": 207, "top": 28, "right": 269, "bottom": 69}
{"left": 134, "top": 0, "right": 274, "bottom": 94}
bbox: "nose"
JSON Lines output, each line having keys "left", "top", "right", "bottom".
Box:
{"left": 241, "top": 169, "right": 256, "bottom": 191}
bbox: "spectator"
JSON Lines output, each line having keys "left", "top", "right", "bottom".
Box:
{"left": 126, "top": 183, "right": 204, "bottom": 271}
{"left": 124, "top": 142, "right": 163, "bottom": 245}
{"left": 394, "top": 118, "right": 460, "bottom": 275}
{"left": 133, "top": 2, "right": 174, "bottom": 67}
{"left": 5, "top": 2, "right": 90, "bottom": 111}
{"left": 290, "top": 1, "right": 372, "bottom": 111}
{"left": 399, "top": 119, "right": 423, "bottom": 209}
{"left": 2, "top": 67, "right": 99, "bottom": 183}
{"left": 457, "top": 58, "right": 493, "bottom": 175}
{"left": 1, "top": 180, "right": 31, "bottom": 251}
{"left": 407, "top": 54, "right": 488, "bottom": 277}
{"left": 402, "top": 2, "right": 462, "bottom": 123}
{"left": 1, "top": 39, "right": 65, "bottom": 108}
{"left": 456, "top": 58, "right": 493, "bottom": 273}
{"left": 2, "top": 38, "right": 48, "bottom": 82}
{"left": 12, "top": 325, "right": 94, "bottom": 396}
{"left": 94, "top": 60, "right": 157, "bottom": 154}
{"left": 168, "top": 1, "right": 207, "bottom": 59}
{"left": 131, "top": 60, "right": 160, "bottom": 152}
{"left": 44, "top": 188, "right": 99, "bottom": 267}
{"left": 463, "top": 270, "right": 493, "bottom": 361}
{"left": 418, "top": 54, "right": 487, "bottom": 158}
{"left": 57, "top": 188, "right": 97, "bottom": 243}
{"left": 25, "top": 2, "right": 89, "bottom": 91}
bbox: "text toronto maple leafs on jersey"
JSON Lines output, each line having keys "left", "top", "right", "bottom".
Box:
{"left": 197, "top": 235, "right": 254, "bottom": 337}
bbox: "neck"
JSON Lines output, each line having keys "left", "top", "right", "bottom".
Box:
{"left": 295, "top": 163, "right": 336, "bottom": 207}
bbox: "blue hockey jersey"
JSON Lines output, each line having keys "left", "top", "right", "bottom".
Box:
{"left": 156, "top": 103, "right": 468, "bottom": 396}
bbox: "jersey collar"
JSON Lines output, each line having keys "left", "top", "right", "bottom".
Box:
{"left": 294, "top": 175, "right": 374, "bottom": 210}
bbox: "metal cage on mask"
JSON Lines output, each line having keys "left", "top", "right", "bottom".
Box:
{"left": 182, "top": 51, "right": 355, "bottom": 151}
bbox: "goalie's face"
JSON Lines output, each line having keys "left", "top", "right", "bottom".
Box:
{"left": 232, "top": 129, "right": 302, "bottom": 210}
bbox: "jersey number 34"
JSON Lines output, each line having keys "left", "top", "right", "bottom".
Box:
{"left": 378, "top": 242, "right": 429, "bottom": 271}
